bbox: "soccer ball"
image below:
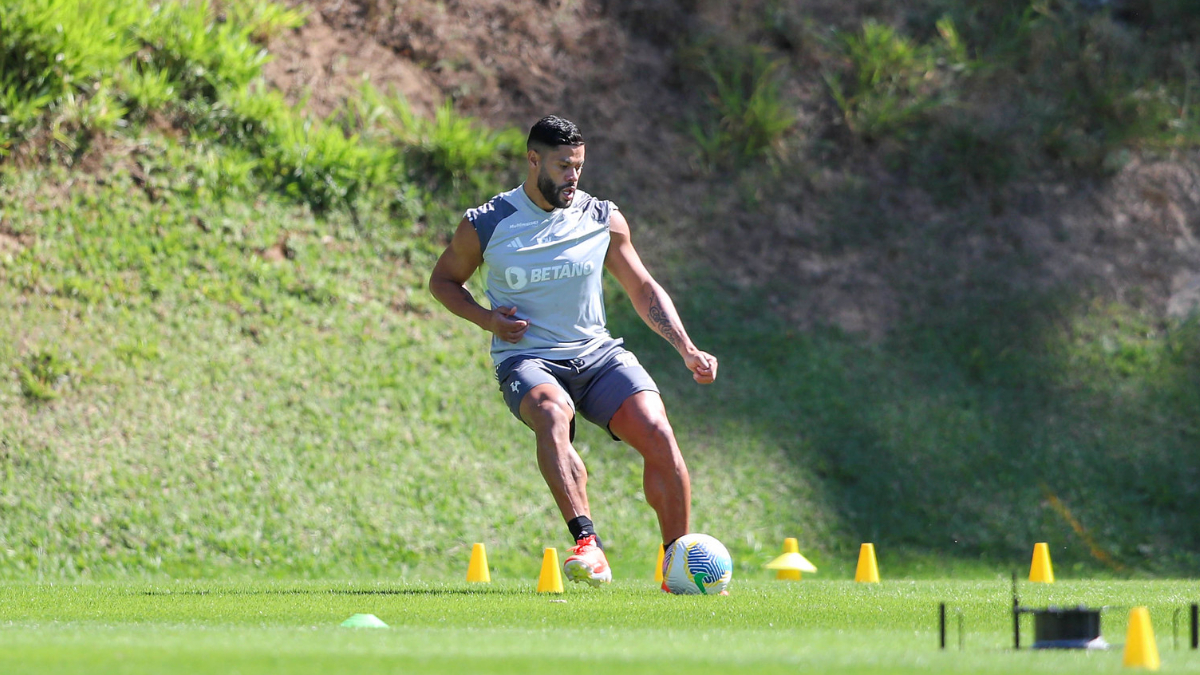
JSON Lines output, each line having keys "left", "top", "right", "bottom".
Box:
{"left": 663, "top": 533, "right": 733, "bottom": 595}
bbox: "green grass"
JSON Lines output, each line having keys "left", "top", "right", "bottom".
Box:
{"left": 2, "top": 579, "right": 1200, "bottom": 674}
{"left": 2, "top": 0, "right": 1200, "bottom": 584}
{"left": 3, "top": 142, "right": 1200, "bottom": 579}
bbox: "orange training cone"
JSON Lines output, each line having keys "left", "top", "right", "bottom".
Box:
{"left": 855, "top": 543, "right": 880, "bottom": 583}
{"left": 655, "top": 544, "right": 665, "bottom": 583}
{"left": 537, "top": 547, "right": 564, "bottom": 593}
{"left": 1123, "top": 607, "right": 1160, "bottom": 670}
{"left": 1029, "top": 542, "right": 1055, "bottom": 583}
{"left": 466, "top": 543, "right": 490, "bottom": 583}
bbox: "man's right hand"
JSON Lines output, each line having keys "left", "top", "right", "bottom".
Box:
{"left": 490, "top": 306, "right": 529, "bottom": 344}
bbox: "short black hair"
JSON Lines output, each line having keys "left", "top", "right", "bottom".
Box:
{"left": 527, "top": 115, "right": 584, "bottom": 151}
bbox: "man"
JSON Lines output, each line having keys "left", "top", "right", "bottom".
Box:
{"left": 429, "top": 115, "right": 718, "bottom": 586}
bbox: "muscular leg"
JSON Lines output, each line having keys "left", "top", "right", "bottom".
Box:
{"left": 519, "top": 383, "right": 590, "bottom": 523}
{"left": 608, "top": 391, "right": 690, "bottom": 544}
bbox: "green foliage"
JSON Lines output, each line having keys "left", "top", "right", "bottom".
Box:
{"left": 810, "top": 3, "right": 1200, "bottom": 196}
{"left": 0, "top": 0, "right": 138, "bottom": 148}
{"left": 16, "top": 349, "right": 67, "bottom": 402}
{"left": 1016, "top": 6, "right": 1200, "bottom": 171}
{"left": 224, "top": 0, "right": 309, "bottom": 44}
{"left": 2, "top": 0, "right": 1199, "bottom": 585}
{"left": 683, "top": 43, "right": 794, "bottom": 170}
{"left": 826, "top": 18, "right": 967, "bottom": 142}
{"left": 0, "top": 0, "right": 513, "bottom": 216}
{"left": 116, "top": 63, "right": 176, "bottom": 116}
{"left": 341, "top": 83, "right": 524, "bottom": 202}
{"left": 0, "top": 0, "right": 301, "bottom": 156}
{"left": 131, "top": 0, "right": 301, "bottom": 101}
{"left": 911, "top": 1, "right": 1200, "bottom": 176}
{"left": 221, "top": 85, "right": 397, "bottom": 212}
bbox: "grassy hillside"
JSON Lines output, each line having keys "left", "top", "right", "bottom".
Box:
{"left": 2, "top": 0, "right": 1199, "bottom": 581}
{"left": 0, "top": 158, "right": 829, "bottom": 579}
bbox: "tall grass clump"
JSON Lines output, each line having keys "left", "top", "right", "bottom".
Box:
{"left": 0, "top": 0, "right": 518, "bottom": 218}
{"left": 681, "top": 42, "right": 794, "bottom": 171}
{"left": 0, "top": 0, "right": 304, "bottom": 155}
{"left": 0, "top": 1, "right": 140, "bottom": 155}
{"left": 825, "top": 17, "right": 968, "bottom": 143}
{"left": 865, "top": 2, "right": 1200, "bottom": 185}
{"left": 338, "top": 83, "right": 525, "bottom": 206}
{"left": 212, "top": 85, "right": 398, "bottom": 213}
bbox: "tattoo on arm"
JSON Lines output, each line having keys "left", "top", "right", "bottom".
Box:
{"left": 647, "top": 292, "right": 684, "bottom": 351}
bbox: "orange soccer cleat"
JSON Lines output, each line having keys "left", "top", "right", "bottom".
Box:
{"left": 563, "top": 535, "right": 612, "bottom": 586}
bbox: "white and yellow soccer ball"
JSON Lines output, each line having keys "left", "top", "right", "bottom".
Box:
{"left": 663, "top": 533, "right": 733, "bottom": 595}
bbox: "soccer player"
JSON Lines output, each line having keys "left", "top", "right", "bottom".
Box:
{"left": 429, "top": 115, "right": 718, "bottom": 586}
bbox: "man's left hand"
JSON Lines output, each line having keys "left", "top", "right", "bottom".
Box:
{"left": 684, "top": 350, "right": 718, "bottom": 385}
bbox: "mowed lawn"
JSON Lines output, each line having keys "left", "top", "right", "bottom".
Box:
{"left": 2, "top": 579, "right": 1199, "bottom": 674}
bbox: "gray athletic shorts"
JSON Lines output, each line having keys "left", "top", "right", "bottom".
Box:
{"left": 494, "top": 338, "right": 659, "bottom": 442}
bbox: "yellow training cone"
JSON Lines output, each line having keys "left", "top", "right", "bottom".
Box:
{"left": 1123, "top": 607, "right": 1160, "bottom": 670}
{"left": 766, "top": 539, "right": 818, "bottom": 580}
{"left": 855, "top": 543, "right": 880, "bottom": 583}
{"left": 1029, "top": 542, "right": 1055, "bottom": 583}
{"left": 466, "top": 543, "right": 491, "bottom": 583}
{"left": 655, "top": 544, "right": 665, "bottom": 583}
{"left": 537, "top": 547, "right": 564, "bottom": 593}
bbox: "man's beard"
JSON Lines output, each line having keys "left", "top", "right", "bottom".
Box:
{"left": 537, "top": 171, "right": 575, "bottom": 209}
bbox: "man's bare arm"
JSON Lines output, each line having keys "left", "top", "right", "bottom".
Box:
{"left": 604, "top": 211, "right": 717, "bottom": 384}
{"left": 429, "top": 219, "right": 528, "bottom": 344}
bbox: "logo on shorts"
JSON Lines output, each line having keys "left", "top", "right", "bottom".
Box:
{"left": 615, "top": 351, "right": 638, "bottom": 367}
{"left": 510, "top": 381, "right": 521, "bottom": 393}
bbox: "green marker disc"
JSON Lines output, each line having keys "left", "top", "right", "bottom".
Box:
{"left": 340, "top": 613, "right": 389, "bottom": 628}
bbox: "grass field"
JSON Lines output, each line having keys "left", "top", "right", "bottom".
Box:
{"left": 3, "top": 0, "right": 1200, "bottom": 593}
{"left": 2, "top": 578, "right": 1199, "bottom": 674}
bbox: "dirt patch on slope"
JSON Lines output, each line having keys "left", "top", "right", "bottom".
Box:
{"left": 269, "top": 0, "right": 696, "bottom": 224}
{"left": 262, "top": 9, "right": 441, "bottom": 119}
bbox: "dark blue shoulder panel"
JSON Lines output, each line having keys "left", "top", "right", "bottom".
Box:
{"left": 465, "top": 196, "right": 517, "bottom": 251}
{"left": 576, "top": 192, "right": 617, "bottom": 226}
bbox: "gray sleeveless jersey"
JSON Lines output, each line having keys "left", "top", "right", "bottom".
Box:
{"left": 465, "top": 184, "right": 617, "bottom": 365}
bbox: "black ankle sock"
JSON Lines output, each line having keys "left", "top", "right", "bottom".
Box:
{"left": 663, "top": 537, "right": 679, "bottom": 551}
{"left": 567, "top": 515, "right": 602, "bottom": 549}
{"left": 567, "top": 515, "right": 594, "bottom": 541}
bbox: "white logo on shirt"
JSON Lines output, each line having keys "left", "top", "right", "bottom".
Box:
{"left": 507, "top": 237, "right": 524, "bottom": 250}
{"left": 504, "top": 262, "right": 595, "bottom": 290}
{"left": 505, "top": 267, "right": 529, "bottom": 290}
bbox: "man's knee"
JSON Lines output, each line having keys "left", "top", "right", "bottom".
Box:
{"left": 521, "top": 388, "right": 574, "bottom": 435}
{"left": 614, "top": 393, "right": 678, "bottom": 454}
{"left": 638, "top": 410, "right": 675, "bottom": 447}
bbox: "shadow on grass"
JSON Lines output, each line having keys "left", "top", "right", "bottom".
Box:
{"left": 606, "top": 253, "right": 1200, "bottom": 576}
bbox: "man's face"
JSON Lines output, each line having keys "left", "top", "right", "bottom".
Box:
{"left": 534, "top": 144, "right": 585, "bottom": 209}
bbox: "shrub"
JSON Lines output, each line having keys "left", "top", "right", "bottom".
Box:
{"left": 683, "top": 43, "right": 794, "bottom": 170}
{"left": 339, "top": 82, "right": 524, "bottom": 200}
{"left": 825, "top": 17, "right": 967, "bottom": 142}
{"left": 0, "top": 0, "right": 139, "bottom": 148}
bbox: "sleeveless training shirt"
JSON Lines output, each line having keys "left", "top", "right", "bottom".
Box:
{"left": 465, "top": 184, "right": 617, "bottom": 365}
